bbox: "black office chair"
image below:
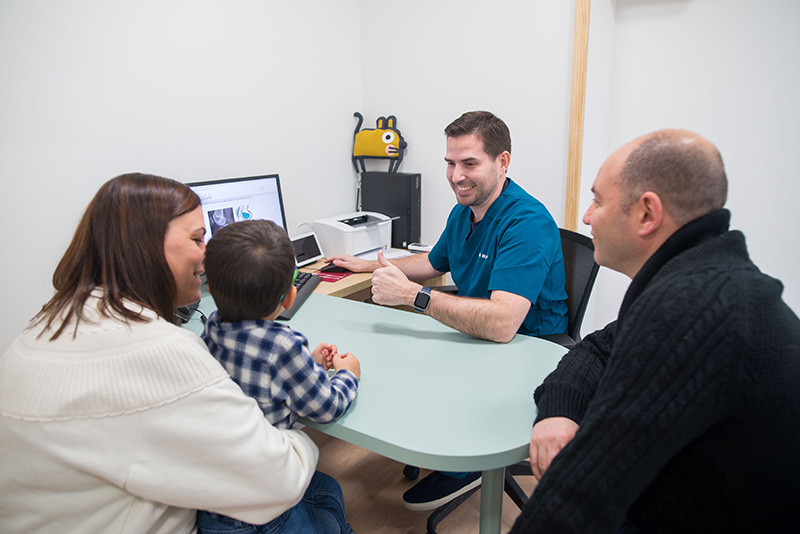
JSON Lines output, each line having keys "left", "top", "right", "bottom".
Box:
{"left": 413, "top": 228, "right": 600, "bottom": 533}
{"left": 536, "top": 228, "right": 600, "bottom": 348}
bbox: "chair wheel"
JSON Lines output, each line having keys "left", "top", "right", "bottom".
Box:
{"left": 403, "top": 465, "right": 420, "bottom": 480}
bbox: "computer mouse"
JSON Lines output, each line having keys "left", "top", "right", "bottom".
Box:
{"left": 319, "top": 263, "right": 351, "bottom": 274}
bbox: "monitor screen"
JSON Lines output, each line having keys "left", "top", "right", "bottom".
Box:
{"left": 187, "top": 174, "right": 287, "bottom": 244}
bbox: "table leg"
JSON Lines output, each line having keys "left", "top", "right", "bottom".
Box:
{"left": 479, "top": 467, "right": 504, "bottom": 534}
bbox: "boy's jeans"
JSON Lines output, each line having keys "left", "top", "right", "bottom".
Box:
{"left": 196, "top": 471, "right": 353, "bottom": 534}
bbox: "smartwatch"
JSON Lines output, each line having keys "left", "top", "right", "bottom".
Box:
{"left": 413, "top": 286, "right": 432, "bottom": 313}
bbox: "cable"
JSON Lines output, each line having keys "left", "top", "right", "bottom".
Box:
{"left": 356, "top": 171, "right": 362, "bottom": 211}
{"left": 293, "top": 222, "right": 314, "bottom": 237}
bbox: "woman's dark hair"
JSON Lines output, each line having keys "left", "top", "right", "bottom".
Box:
{"left": 204, "top": 219, "right": 296, "bottom": 323}
{"left": 32, "top": 173, "right": 201, "bottom": 339}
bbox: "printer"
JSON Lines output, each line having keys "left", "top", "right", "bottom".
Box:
{"left": 312, "top": 211, "right": 392, "bottom": 257}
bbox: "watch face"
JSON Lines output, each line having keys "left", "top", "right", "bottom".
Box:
{"left": 414, "top": 290, "right": 431, "bottom": 311}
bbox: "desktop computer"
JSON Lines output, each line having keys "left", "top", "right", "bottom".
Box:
{"left": 360, "top": 172, "right": 421, "bottom": 249}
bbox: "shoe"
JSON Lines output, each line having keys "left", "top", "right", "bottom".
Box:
{"left": 402, "top": 471, "right": 482, "bottom": 511}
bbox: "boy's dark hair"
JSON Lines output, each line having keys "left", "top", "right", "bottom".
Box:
{"left": 204, "top": 220, "right": 296, "bottom": 322}
{"left": 444, "top": 110, "right": 511, "bottom": 160}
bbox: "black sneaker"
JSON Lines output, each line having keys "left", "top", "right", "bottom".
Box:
{"left": 402, "top": 471, "right": 482, "bottom": 511}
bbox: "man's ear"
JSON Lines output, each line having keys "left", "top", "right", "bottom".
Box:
{"left": 280, "top": 285, "right": 298, "bottom": 312}
{"left": 497, "top": 151, "right": 511, "bottom": 173}
{"left": 636, "top": 192, "right": 664, "bottom": 237}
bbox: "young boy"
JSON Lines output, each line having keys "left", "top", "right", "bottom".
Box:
{"left": 198, "top": 219, "right": 361, "bottom": 534}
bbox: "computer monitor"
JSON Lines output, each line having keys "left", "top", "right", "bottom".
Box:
{"left": 187, "top": 174, "right": 288, "bottom": 244}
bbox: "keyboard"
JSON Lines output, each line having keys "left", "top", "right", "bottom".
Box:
{"left": 277, "top": 271, "right": 321, "bottom": 320}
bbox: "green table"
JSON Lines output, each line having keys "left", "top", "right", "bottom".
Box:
{"left": 186, "top": 291, "right": 566, "bottom": 533}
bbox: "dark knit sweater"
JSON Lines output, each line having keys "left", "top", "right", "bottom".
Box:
{"left": 511, "top": 210, "right": 800, "bottom": 533}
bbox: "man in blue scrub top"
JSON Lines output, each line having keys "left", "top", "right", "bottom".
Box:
{"left": 328, "top": 110, "right": 568, "bottom": 508}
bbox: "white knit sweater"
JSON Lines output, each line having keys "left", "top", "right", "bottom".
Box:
{"left": 0, "top": 294, "right": 318, "bottom": 533}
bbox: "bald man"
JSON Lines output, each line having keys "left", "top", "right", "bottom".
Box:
{"left": 511, "top": 130, "right": 800, "bottom": 533}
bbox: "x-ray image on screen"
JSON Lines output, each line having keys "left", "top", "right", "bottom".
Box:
{"left": 188, "top": 175, "right": 289, "bottom": 244}
{"left": 208, "top": 208, "right": 235, "bottom": 235}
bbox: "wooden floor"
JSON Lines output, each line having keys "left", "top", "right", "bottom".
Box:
{"left": 303, "top": 427, "right": 537, "bottom": 534}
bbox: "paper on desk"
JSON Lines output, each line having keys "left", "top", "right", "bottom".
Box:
{"left": 356, "top": 248, "right": 412, "bottom": 261}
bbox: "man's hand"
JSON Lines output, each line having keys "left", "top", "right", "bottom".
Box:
{"left": 529, "top": 417, "right": 580, "bottom": 480}
{"left": 371, "top": 251, "right": 420, "bottom": 307}
{"left": 325, "top": 255, "right": 377, "bottom": 273}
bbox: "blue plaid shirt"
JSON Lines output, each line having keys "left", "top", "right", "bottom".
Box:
{"left": 202, "top": 310, "right": 358, "bottom": 429}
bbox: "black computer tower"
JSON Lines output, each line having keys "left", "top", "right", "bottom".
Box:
{"left": 360, "top": 172, "right": 421, "bottom": 249}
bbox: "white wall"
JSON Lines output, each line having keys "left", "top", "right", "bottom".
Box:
{"left": 0, "top": 0, "right": 363, "bottom": 351}
{"left": 1, "top": 0, "right": 797, "bottom": 352}
{"left": 579, "top": 0, "right": 800, "bottom": 334}
{"left": 358, "top": 1, "right": 574, "bottom": 245}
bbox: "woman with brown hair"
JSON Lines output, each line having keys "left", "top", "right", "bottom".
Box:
{"left": 0, "top": 174, "right": 319, "bottom": 533}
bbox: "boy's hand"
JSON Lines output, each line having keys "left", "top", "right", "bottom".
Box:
{"left": 332, "top": 352, "right": 361, "bottom": 379}
{"left": 312, "top": 343, "right": 338, "bottom": 370}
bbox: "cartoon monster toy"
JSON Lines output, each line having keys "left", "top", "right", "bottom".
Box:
{"left": 352, "top": 112, "right": 407, "bottom": 173}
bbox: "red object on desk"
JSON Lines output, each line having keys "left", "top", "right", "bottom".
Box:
{"left": 316, "top": 272, "right": 353, "bottom": 284}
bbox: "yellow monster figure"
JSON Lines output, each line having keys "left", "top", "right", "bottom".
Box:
{"left": 352, "top": 112, "right": 407, "bottom": 173}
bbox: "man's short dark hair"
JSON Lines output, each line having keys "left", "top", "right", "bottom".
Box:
{"left": 444, "top": 111, "right": 511, "bottom": 160}
{"left": 204, "top": 220, "right": 296, "bottom": 322}
{"left": 620, "top": 130, "right": 728, "bottom": 226}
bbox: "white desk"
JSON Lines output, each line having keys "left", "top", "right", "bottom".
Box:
{"left": 186, "top": 292, "right": 566, "bottom": 534}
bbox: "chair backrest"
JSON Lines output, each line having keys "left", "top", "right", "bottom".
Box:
{"left": 559, "top": 228, "right": 600, "bottom": 342}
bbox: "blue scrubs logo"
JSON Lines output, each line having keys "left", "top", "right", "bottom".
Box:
{"left": 478, "top": 253, "right": 489, "bottom": 260}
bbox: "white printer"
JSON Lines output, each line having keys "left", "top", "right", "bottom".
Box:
{"left": 312, "top": 211, "right": 392, "bottom": 257}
